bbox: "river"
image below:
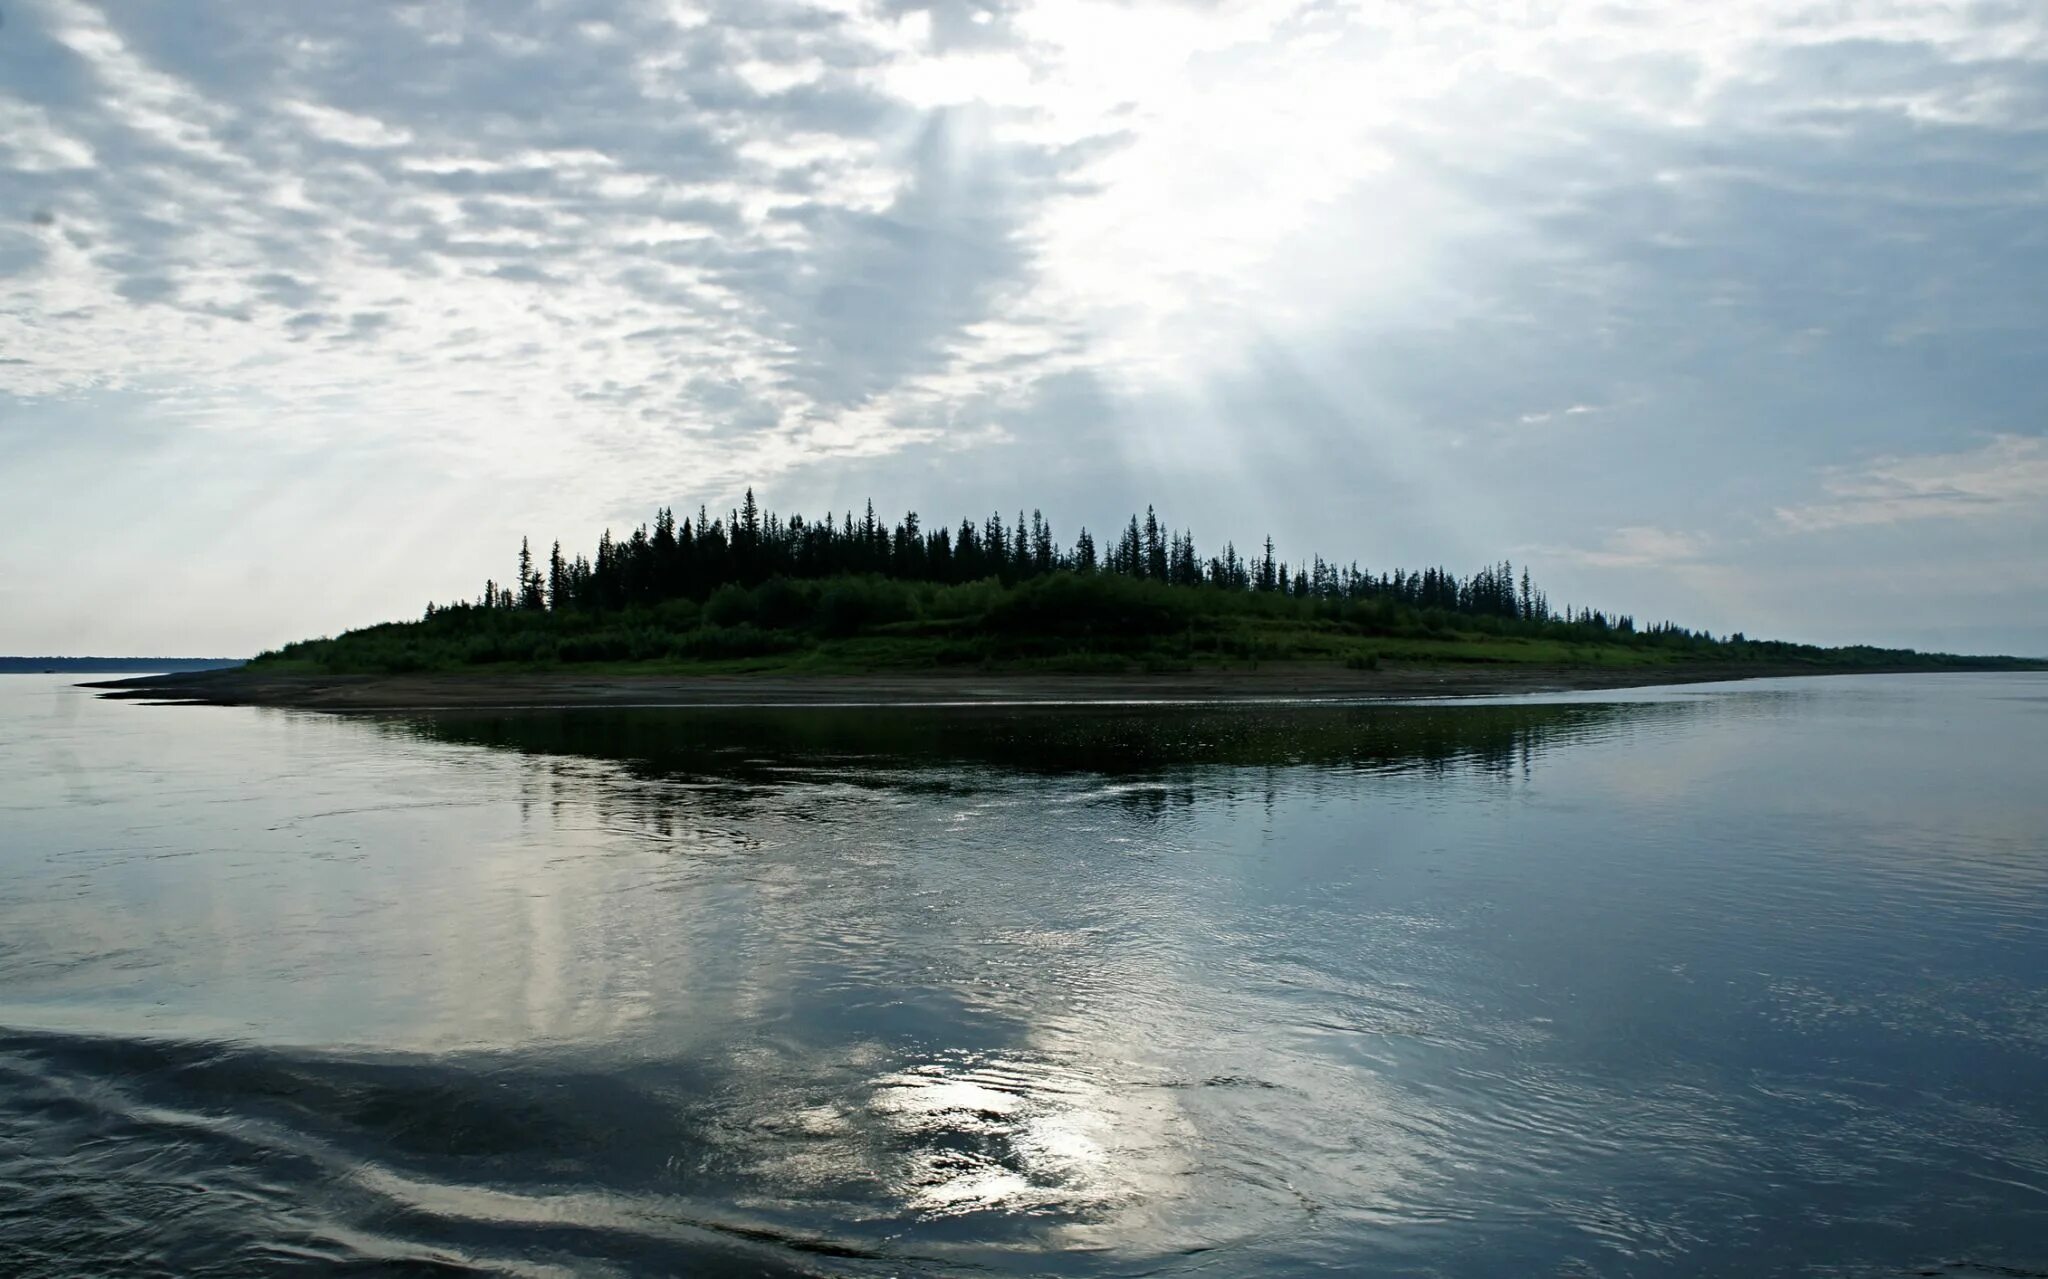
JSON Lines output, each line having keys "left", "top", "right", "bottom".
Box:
{"left": 2, "top": 673, "right": 2043, "bottom": 1276}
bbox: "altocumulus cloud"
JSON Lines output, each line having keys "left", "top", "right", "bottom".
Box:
{"left": 0, "top": 0, "right": 1086, "bottom": 493}
{"left": 1776, "top": 435, "right": 2048, "bottom": 533}
{"left": 2, "top": 0, "right": 2047, "bottom": 654}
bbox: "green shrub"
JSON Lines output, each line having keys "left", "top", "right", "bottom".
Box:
{"left": 670, "top": 625, "right": 795, "bottom": 660}
{"left": 750, "top": 577, "right": 813, "bottom": 630}
{"left": 558, "top": 632, "right": 631, "bottom": 663}
{"left": 815, "top": 577, "right": 913, "bottom": 637}
{"left": 924, "top": 577, "right": 1008, "bottom": 620}
{"left": 654, "top": 598, "right": 703, "bottom": 630}
{"left": 982, "top": 572, "right": 1192, "bottom": 637}
{"left": 704, "top": 583, "right": 754, "bottom": 627}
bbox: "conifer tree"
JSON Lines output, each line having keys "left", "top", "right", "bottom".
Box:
{"left": 1143, "top": 506, "right": 1167, "bottom": 580}
{"left": 1120, "top": 516, "right": 1143, "bottom": 577}
{"left": 440, "top": 490, "right": 1695, "bottom": 662}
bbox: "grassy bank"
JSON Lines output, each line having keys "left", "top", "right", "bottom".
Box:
{"left": 256, "top": 571, "right": 2037, "bottom": 678}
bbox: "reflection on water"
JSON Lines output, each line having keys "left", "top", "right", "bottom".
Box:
{"left": 396, "top": 698, "right": 1648, "bottom": 775}
{"left": 385, "top": 701, "right": 1657, "bottom": 837}
{"left": 1, "top": 675, "right": 2046, "bottom": 1276}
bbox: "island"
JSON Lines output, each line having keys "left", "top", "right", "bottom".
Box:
{"left": 95, "top": 493, "right": 2044, "bottom": 709}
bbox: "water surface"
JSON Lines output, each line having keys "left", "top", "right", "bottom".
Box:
{"left": 2, "top": 673, "right": 2044, "bottom": 1276}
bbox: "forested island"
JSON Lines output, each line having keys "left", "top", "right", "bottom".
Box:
{"left": 245, "top": 493, "right": 2035, "bottom": 681}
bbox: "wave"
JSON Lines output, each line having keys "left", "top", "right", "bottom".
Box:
{"left": 0, "top": 1027, "right": 906, "bottom": 1278}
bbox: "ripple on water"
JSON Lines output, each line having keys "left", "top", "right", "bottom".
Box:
{"left": 2, "top": 677, "right": 2047, "bottom": 1275}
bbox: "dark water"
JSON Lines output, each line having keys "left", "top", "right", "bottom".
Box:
{"left": 2, "top": 674, "right": 2045, "bottom": 1277}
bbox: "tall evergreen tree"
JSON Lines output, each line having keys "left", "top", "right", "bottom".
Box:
{"left": 1143, "top": 506, "right": 1167, "bottom": 581}
{"left": 1119, "top": 516, "right": 1143, "bottom": 577}
{"left": 442, "top": 490, "right": 1679, "bottom": 656}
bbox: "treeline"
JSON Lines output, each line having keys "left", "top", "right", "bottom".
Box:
{"left": 454, "top": 489, "right": 1667, "bottom": 637}
{"left": 257, "top": 490, "right": 2038, "bottom": 675}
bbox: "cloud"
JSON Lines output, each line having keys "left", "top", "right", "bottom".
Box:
{"left": 0, "top": 96, "right": 96, "bottom": 171}
{"left": 1776, "top": 434, "right": 2048, "bottom": 532}
{"left": 1546, "top": 526, "right": 1714, "bottom": 570}
{"left": 3, "top": 0, "right": 2048, "bottom": 654}
{"left": 5, "top": 0, "right": 2038, "bottom": 480}
{"left": 0, "top": 0, "right": 1085, "bottom": 490}
{"left": 280, "top": 100, "right": 414, "bottom": 150}
{"left": 1517, "top": 404, "right": 1601, "bottom": 426}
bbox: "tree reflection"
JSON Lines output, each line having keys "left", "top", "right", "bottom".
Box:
{"left": 384, "top": 702, "right": 1670, "bottom": 833}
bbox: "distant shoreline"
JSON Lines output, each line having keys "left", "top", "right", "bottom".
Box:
{"left": 81, "top": 661, "right": 2033, "bottom": 712}
{"left": 2, "top": 657, "right": 244, "bottom": 675}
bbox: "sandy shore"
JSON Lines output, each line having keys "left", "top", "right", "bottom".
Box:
{"left": 83, "top": 661, "right": 1919, "bottom": 711}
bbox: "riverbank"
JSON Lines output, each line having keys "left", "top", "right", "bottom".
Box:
{"left": 81, "top": 660, "right": 1996, "bottom": 711}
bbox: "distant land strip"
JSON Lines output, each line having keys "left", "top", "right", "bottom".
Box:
{"left": 84, "top": 660, "right": 2044, "bottom": 713}
{"left": 2, "top": 657, "right": 244, "bottom": 674}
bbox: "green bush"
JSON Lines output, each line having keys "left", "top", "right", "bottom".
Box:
{"left": 982, "top": 572, "right": 1192, "bottom": 637}
{"left": 704, "top": 583, "right": 753, "bottom": 628}
{"left": 924, "top": 577, "right": 1008, "bottom": 620}
{"left": 653, "top": 598, "right": 703, "bottom": 630}
{"left": 558, "top": 632, "right": 631, "bottom": 663}
{"left": 815, "top": 577, "right": 913, "bottom": 637}
{"left": 670, "top": 624, "right": 796, "bottom": 660}
{"left": 750, "top": 577, "right": 813, "bottom": 630}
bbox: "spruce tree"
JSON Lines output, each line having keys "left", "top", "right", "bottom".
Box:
{"left": 1143, "top": 506, "right": 1167, "bottom": 581}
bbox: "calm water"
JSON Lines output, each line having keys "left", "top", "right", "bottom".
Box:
{"left": 2, "top": 674, "right": 2045, "bottom": 1277}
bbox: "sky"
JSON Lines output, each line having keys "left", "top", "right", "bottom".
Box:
{"left": 2, "top": 0, "right": 2045, "bottom": 658}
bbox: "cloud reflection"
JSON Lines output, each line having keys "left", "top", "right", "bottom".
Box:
{"left": 0, "top": 688, "right": 1656, "bottom": 1264}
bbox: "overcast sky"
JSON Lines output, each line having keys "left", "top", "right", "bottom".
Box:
{"left": 3, "top": 0, "right": 2045, "bottom": 657}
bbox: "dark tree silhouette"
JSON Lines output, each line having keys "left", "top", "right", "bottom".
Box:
{"left": 452, "top": 491, "right": 1653, "bottom": 637}
{"left": 260, "top": 485, "right": 2034, "bottom": 676}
